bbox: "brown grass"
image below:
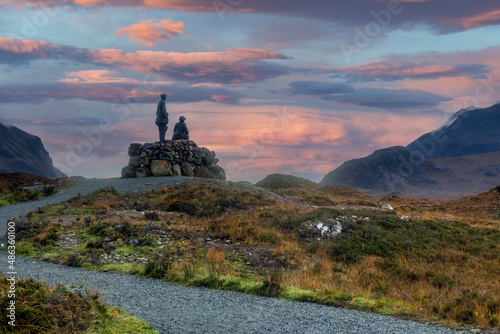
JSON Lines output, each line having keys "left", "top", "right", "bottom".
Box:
{"left": 17, "top": 180, "right": 500, "bottom": 330}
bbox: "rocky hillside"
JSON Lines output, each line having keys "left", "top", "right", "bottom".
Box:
{"left": 0, "top": 123, "right": 66, "bottom": 179}
{"left": 407, "top": 103, "right": 500, "bottom": 159}
{"left": 320, "top": 146, "right": 440, "bottom": 194}
{"left": 320, "top": 104, "right": 500, "bottom": 197}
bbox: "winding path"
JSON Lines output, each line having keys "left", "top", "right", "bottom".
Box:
{"left": 0, "top": 177, "right": 466, "bottom": 334}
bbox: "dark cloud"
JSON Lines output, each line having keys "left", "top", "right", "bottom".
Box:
{"left": 282, "top": 81, "right": 450, "bottom": 109}
{"left": 9, "top": 0, "right": 500, "bottom": 33}
{"left": 0, "top": 38, "right": 92, "bottom": 66}
{"left": 330, "top": 60, "right": 490, "bottom": 82}
{"left": 0, "top": 38, "right": 291, "bottom": 84}
{"left": 285, "top": 81, "right": 354, "bottom": 96}
{"left": 0, "top": 82, "right": 244, "bottom": 105}
{"left": 323, "top": 88, "right": 452, "bottom": 109}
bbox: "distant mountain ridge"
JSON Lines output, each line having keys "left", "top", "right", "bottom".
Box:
{"left": 0, "top": 123, "right": 66, "bottom": 179}
{"left": 407, "top": 103, "right": 500, "bottom": 159}
{"left": 320, "top": 104, "right": 500, "bottom": 197}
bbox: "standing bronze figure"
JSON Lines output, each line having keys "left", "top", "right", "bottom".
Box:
{"left": 155, "top": 94, "right": 169, "bottom": 143}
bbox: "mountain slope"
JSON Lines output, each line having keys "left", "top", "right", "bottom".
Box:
{"left": 407, "top": 103, "right": 500, "bottom": 159}
{"left": 320, "top": 146, "right": 439, "bottom": 194}
{"left": 320, "top": 103, "right": 500, "bottom": 198}
{"left": 0, "top": 123, "right": 66, "bottom": 179}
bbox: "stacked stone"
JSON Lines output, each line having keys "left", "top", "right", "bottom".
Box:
{"left": 121, "top": 140, "right": 226, "bottom": 180}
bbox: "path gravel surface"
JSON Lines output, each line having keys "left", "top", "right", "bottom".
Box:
{"left": 0, "top": 177, "right": 468, "bottom": 334}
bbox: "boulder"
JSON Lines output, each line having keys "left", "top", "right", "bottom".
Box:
{"left": 194, "top": 166, "right": 210, "bottom": 178}
{"left": 136, "top": 167, "right": 151, "bottom": 178}
{"left": 381, "top": 203, "right": 394, "bottom": 211}
{"left": 121, "top": 165, "right": 136, "bottom": 178}
{"left": 128, "top": 143, "right": 143, "bottom": 157}
{"left": 209, "top": 164, "right": 226, "bottom": 180}
{"left": 181, "top": 161, "right": 195, "bottom": 177}
{"left": 172, "top": 164, "right": 182, "bottom": 176}
{"left": 150, "top": 160, "right": 173, "bottom": 176}
{"left": 129, "top": 156, "right": 142, "bottom": 167}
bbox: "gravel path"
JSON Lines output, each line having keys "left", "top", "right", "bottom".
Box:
{"left": 0, "top": 177, "right": 468, "bottom": 334}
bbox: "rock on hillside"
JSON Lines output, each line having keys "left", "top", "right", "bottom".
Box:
{"left": 121, "top": 140, "right": 226, "bottom": 180}
{"left": 0, "top": 123, "right": 66, "bottom": 179}
{"left": 407, "top": 103, "right": 500, "bottom": 159}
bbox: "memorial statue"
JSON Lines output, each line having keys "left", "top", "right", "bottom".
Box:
{"left": 155, "top": 94, "right": 169, "bottom": 143}
{"left": 172, "top": 116, "right": 190, "bottom": 140}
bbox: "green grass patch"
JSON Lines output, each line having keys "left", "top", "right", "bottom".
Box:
{"left": 0, "top": 273, "right": 158, "bottom": 333}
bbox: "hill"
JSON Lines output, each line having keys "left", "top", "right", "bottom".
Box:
{"left": 255, "top": 173, "right": 321, "bottom": 190}
{"left": 0, "top": 123, "right": 66, "bottom": 179}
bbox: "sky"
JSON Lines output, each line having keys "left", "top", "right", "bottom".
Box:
{"left": 1, "top": 0, "right": 500, "bottom": 182}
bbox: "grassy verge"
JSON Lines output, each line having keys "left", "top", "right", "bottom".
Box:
{"left": 0, "top": 273, "right": 158, "bottom": 333}
{"left": 11, "top": 180, "right": 500, "bottom": 331}
{"left": 0, "top": 173, "right": 71, "bottom": 207}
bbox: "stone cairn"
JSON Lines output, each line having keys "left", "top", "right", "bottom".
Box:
{"left": 121, "top": 140, "right": 226, "bottom": 180}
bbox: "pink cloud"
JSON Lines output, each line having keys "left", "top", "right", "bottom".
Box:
{"left": 227, "top": 48, "right": 290, "bottom": 60}
{"left": 0, "top": 38, "right": 291, "bottom": 84}
{"left": 115, "top": 19, "right": 186, "bottom": 46}
{"left": 59, "top": 70, "right": 173, "bottom": 85}
{"left": 441, "top": 9, "right": 500, "bottom": 30}
{"left": 330, "top": 59, "right": 489, "bottom": 82}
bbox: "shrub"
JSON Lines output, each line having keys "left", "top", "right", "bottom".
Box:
{"left": 253, "top": 270, "right": 282, "bottom": 297}
{"left": 167, "top": 201, "right": 199, "bottom": 216}
{"left": 88, "top": 223, "right": 110, "bottom": 237}
{"left": 66, "top": 254, "right": 81, "bottom": 267}
{"left": 35, "top": 227, "right": 59, "bottom": 246}
{"left": 143, "top": 256, "right": 170, "bottom": 279}
{"left": 145, "top": 211, "right": 160, "bottom": 221}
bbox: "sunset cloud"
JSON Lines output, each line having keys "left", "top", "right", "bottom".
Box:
{"left": 324, "top": 88, "right": 452, "bottom": 109}
{"left": 323, "top": 88, "right": 452, "bottom": 109}
{"left": 284, "top": 81, "right": 354, "bottom": 96}
{"left": 440, "top": 9, "right": 500, "bottom": 30}
{"left": 8, "top": 0, "right": 500, "bottom": 33}
{"left": 115, "top": 19, "right": 186, "bottom": 46}
{"left": 0, "top": 82, "right": 243, "bottom": 105}
{"left": 59, "top": 70, "right": 173, "bottom": 85}
{"left": 0, "top": 38, "right": 291, "bottom": 84}
{"left": 284, "top": 81, "right": 452, "bottom": 109}
{"left": 330, "top": 60, "right": 490, "bottom": 82}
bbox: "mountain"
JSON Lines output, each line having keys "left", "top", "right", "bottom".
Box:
{"left": 320, "top": 146, "right": 440, "bottom": 194}
{"left": 320, "top": 104, "right": 500, "bottom": 198}
{"left": 407, "top": 103, "right": 500, "bottom": 159}
{"left": 0, "top": 123, "right": 66, "bottom": 179}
